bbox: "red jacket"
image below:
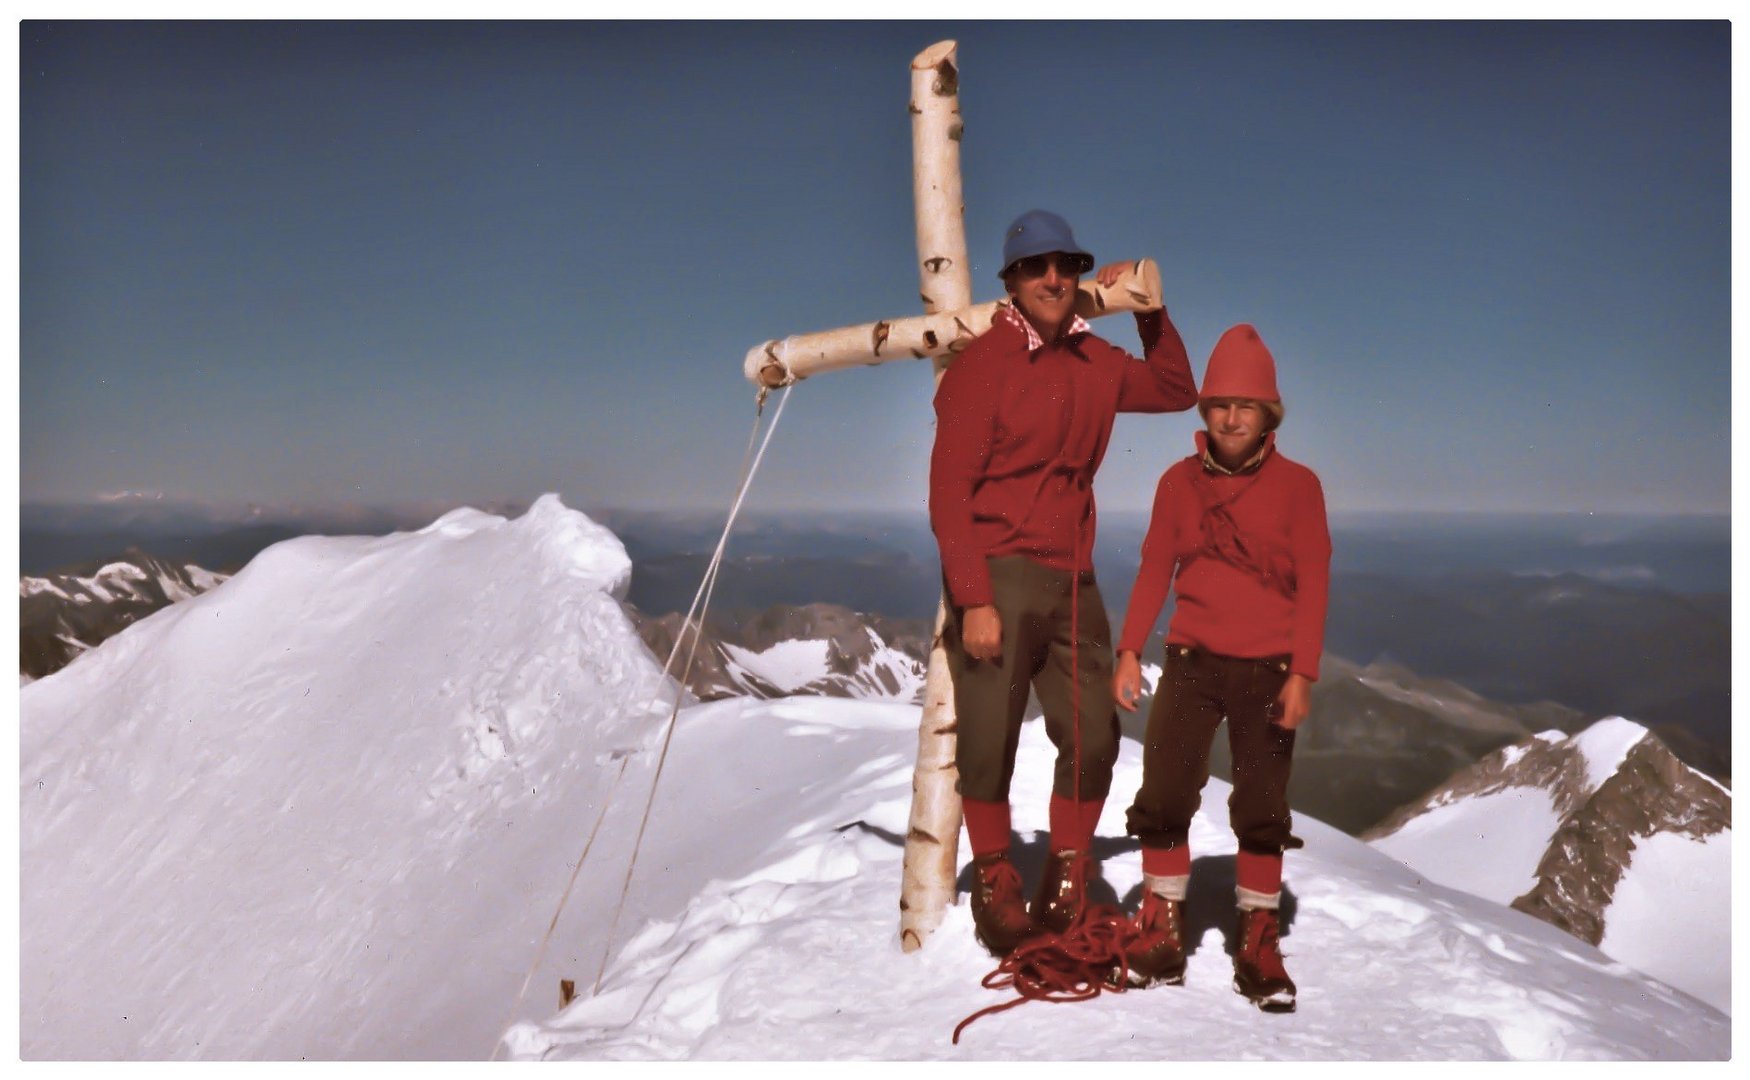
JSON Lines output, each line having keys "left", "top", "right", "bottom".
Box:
{"left": 1118, "top": 431, "right": 1331, "bottom": 680}
{"left": 929, "top": 309, "right": 1198, "bottom": 607}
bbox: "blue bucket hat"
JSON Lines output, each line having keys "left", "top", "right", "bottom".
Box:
{"left": 999, "top": 209, "right": 1094, "bottom": 278}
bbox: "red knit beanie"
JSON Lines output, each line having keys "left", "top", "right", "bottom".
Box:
{"left": 1199, "top": 323, "right": 1283, "bottom": 429}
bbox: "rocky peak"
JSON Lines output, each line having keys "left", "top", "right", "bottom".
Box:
{"left": 626, "top": 602, "right": 930, "bottom": 703}
{"left": 1512, "top": 729, "right": 1731, "bottom": 945}
{"left": 1365, "top": 718, "right": 1731, "bottom": 948}
{"left": 21, "top": 550, "right": 230, "bottom": 679}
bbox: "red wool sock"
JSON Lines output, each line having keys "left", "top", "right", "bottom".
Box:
{"left": 1049, "top": 794, "right": 1105, "bottom": 853}
{"left": 1236, "top": 850, "right": 1283, "bottom": 896}
{"left": 962, "top": 798, "right": 1013, "bottom": 859}
{"left": 1142, "top": 844, "right": 1192, "bottom": 879}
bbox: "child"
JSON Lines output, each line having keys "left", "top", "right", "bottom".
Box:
{"left": 1112, "top": 324, "right": 1331, "bottom": 1012}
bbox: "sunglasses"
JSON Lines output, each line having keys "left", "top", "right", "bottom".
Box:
{"left": 1008, "top": 252, "right": 1093, "bottom": 279}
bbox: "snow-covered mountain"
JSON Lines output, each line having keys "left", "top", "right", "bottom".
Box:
{"left": 20, "top": 550, "right": 229, "bottom": 681}
{"left": 19, "top": 497, "right": 1728, "bottom": 1059}
{"left": 631, "top": 603, "right": 928, "bottom": 702}
{"left": 21, "top": 497, "right": 684, "bottom": 1058}
{"left": 1365, "top": 719, "right": 1731, "bottom": 1013}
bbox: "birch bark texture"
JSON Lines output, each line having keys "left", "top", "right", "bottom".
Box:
{"left": 898, "top": 38, "right": 971, "bottom": 954}
{"left": 742, "top": 261, "right": 1164, "bottom": 388}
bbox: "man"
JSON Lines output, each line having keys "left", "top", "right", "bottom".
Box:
{"left": 929, "top": 209, "right": 1198, "bottom": 956}
{"left": 1111, "top": 323, "right": 1331, "bottom": 1011}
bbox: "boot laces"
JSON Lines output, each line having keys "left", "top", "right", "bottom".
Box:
{"left": 1243, "top": 910, "right": 1288, "bottom": 980}
{"left": 979, "top": 858, "right": 1025, "bottom": 905}
{"left": 1138, "top": 892, "right": 1181, "bottom": 944}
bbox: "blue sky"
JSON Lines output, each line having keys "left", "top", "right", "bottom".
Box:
{"left": 18, "top": 20, "right": 1730, "bottom": 516}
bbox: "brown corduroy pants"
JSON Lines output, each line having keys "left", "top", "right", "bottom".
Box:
{"left": 943, "top": 555, "right": 1120, "bottom": 804}
{"left": 1124, "top": 643, "right": 1301, "bottom": 855}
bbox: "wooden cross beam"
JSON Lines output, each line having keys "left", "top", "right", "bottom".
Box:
{"left": 739, "top": 40, "right": 1160, "bottom": 952}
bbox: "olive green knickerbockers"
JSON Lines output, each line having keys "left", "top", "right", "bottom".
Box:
{"left": 943, "top": 555, "right": 1120, "bottom": 805}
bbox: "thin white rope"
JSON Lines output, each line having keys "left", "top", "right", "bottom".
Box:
{"left": 592, "top": 383, "right": 793, "bottom": 994}
{"left": 490, "top": 383, "right": 793, "bottom": 1059}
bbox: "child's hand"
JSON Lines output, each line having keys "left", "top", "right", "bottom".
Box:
{"left": 1273, "top": 673, "right": 1311, "bottom": 730}
{"left": 1114, "top": 651, "right": 1144, "bottom": 712}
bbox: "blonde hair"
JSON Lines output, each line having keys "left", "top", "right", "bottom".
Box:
{"left": 1198, "top": 398, "right": 1285, "bottom": 433}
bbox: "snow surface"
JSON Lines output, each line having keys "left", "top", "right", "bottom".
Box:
{"left": 1369, "top": 788, "right": 1563, "bottom": 907}
{"left": 854, "top": 628, "right": 930, "bottom": 702}
{"left": 21, "top": 495, "right": 684, "bottom": 1059}
{"left": 19, "top": 577, "right": 71, "bottom": 600}
{"left": 509, "top": 708, "right": 1724, "bottom": 1061}
{"left": 1369, "top": 720, "right": 1731, "bottom": 1017}
{"left": 19, "top": 497, "right": 1729, "bottom": 1060}
{"left": 722, "top": 638, "right": 832, "bottom": 693}
{"left": 1571, "top": 716, "right": 1648, "bottom": 793}
{"left": 92, "top": 560, "right": 148, "bottom": 583}
{"left": 1598, "top": 830, "right": 1733, "bottom": 1014}
{"left": 185, "top": 565, "right": 228, "bottom": 592}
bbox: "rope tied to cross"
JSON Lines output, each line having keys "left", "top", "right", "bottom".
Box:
{"left": 492, "top": 384, "right": 794, "bottom": 1059}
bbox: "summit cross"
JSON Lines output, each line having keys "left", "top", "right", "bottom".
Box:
{"left": 740, "top": 40, "right": 1163, "bottom": 952}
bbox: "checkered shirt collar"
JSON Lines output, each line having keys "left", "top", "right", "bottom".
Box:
{"left": 997, "top": 304, "right": 1092, "bottom": 351}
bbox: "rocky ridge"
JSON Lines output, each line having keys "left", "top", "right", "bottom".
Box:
{"left": 630, "top": 603, "right": 931, "bottom": 703}
{"left": 1364, "top": 718, "right": 1731, "bottom": 952}
{"left": 20, "top": 550, "right": 229, "bottom": 681}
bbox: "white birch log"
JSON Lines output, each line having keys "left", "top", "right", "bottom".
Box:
{"left": 898, "top": 39, "right": 974, "bottom": 955}
{"left": 743, "top": 259, "right": 1163, "bottom": 389}
{"left": 910, "top": 39, "right": 972, "bottom": 330}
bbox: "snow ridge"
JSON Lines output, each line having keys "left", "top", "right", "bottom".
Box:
{"left": 21, "top": 495, "right": 681, "bottom": 1059}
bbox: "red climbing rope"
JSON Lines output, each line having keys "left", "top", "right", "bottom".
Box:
{"left": 952, "top": 904, "right": 1141, "bottom": 1044}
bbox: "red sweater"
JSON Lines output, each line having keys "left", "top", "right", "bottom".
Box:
{"left": 929, "top": 309, "right": 1198, "bottom": 607}
{"left": 1118, "top": 432, "right": 1332, "bottom": 680}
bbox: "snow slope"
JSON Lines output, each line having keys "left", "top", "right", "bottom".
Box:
{"left": 21, "top": 496, "right": 687, "bottom": 1059}
{"left": 1366, "top": 720, "right": 1731, "bottom": 1014}
{"left": 20, "top": 498, "right": 1729, "bottom": 1059}
{"left": 508, "top": 703, "right": 1726, "bottom": 1060}
{"left": 1370, "top": 787, "right": 1564, "bottom": 906}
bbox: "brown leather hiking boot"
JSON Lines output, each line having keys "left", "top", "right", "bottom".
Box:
{"left": 1030, "top": 849, "right": 1088, "bottom": 934}
{"left": 970, "top": 853, "right": 1036, "bottom": 957}
{"left": 1124, "top": 891, "right": 1186, "bottom": 987}
{"left": 1233, "top": 907, "right": 1296, "bottom": 1012}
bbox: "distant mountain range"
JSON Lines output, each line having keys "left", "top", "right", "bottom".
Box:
{"left": 20, "top": 551, "right": 230, "bottom": 681}
{"left": 624, "top": 603, "right": 1636, "bottom": 840}
{"left": 1364, "top": 718, "right": 1731, "bottom": 1014}
{"left": 1325, "top": 571, "right": 1731, "bottom": 752}
{"left": 23, "top": 508, "right": 1727, "bottom": 773}
{"left": 629, "top": 604, "right": 929, "bottom": 703}
{"left": 22, "top": 518, "right": 1730, "bottom": 824}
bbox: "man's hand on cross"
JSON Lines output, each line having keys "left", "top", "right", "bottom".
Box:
{"left": 1096, "top": 261, "right": 1156, "bottom": 306}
